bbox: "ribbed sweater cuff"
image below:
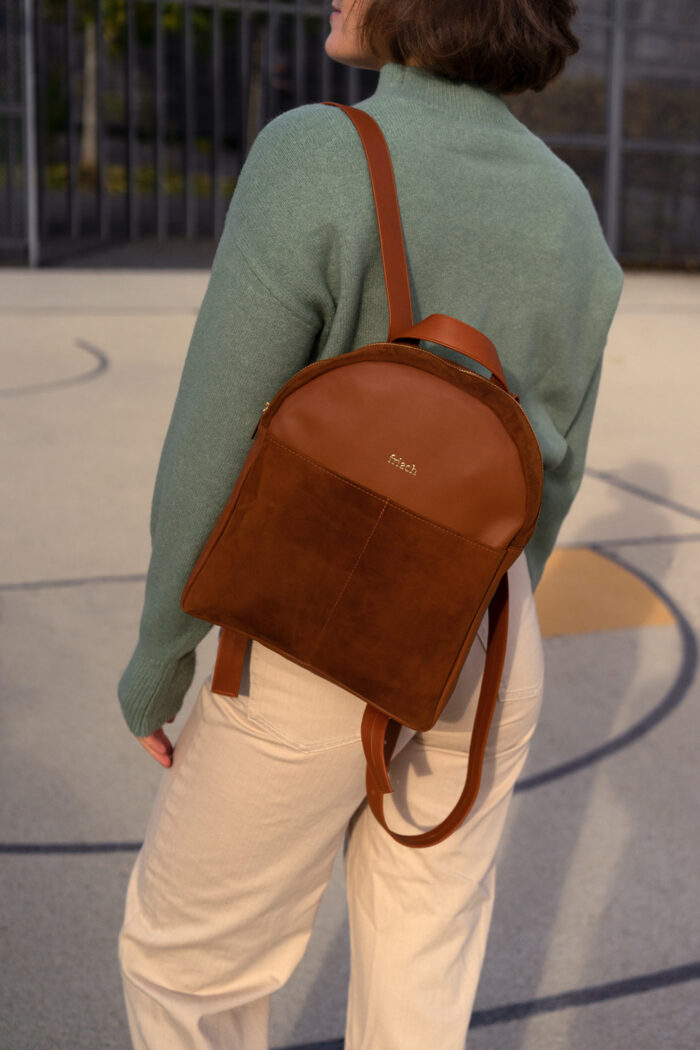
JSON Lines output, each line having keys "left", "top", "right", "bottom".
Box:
{"left": 118, "top": 645, "right": 197, "bottom": 737}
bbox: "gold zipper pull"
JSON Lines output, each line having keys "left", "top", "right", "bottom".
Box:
{"left": 250, "top": 401, "right": 271, "bottom": 439}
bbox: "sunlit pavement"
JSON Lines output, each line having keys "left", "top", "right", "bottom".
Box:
{"left": 1, "top": 264, "right": 698, "bottom": 1049}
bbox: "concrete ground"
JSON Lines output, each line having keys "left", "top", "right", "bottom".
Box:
{"left": 1, "top": 264, "right": 699, "bottom": 1050}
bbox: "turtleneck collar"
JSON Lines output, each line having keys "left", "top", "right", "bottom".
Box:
{"left": 372, "top": 62, "right": 512, "bottom": 124}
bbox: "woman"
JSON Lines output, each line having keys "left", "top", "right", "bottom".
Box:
{"left": 117, "top": 2, "right": 623, "bottom": 1048}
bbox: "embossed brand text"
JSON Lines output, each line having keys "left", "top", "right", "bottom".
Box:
{"left": 387, "top": 453, "right": 417, "bottom": 476}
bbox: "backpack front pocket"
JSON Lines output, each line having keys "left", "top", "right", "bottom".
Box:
{"left": 185, "top": 435, "right": 389, "bottom": 664}
{"left": 185, "top": 433, "right": 505, "bottom": 727}
{"left": 310, "top": 497, "right": 504, "bottom": 728}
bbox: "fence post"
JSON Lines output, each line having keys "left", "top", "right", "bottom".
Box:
{"left": 604, "top": 0, "right": 626, "bottom": 257}
{"left": 23, "top": 0, "right": 40, "bottom": 266}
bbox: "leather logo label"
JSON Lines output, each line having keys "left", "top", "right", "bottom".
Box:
{"left": 387, "top": 452, "right": 417, "bottom": 477}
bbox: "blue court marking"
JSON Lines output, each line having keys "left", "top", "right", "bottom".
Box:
{"left": 516, "top": 547, "right": 697, "bottom": 792}
{"left": 584, "top": 467, "right": 700, "bottom": 524}
{"left": 0, "top": 573, "right": 146, "bottom": 592}
{"left": 278, "top": 961, "right": 700, "bottom": 1047}
{"left": 0, "top": 841, "right": 143, "bottom": 854}
{"left": 0, "top": 339, "right": 108, "bottom": 398}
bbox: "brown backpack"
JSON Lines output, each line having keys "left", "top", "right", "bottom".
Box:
{"left": 181, "top": 103, "right": 543, "bottom": 848}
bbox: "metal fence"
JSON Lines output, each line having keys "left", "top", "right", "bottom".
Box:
{"left": 1, "top": 0, "right": 699, "bottom": 267}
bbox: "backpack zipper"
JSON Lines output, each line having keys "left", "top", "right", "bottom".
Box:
{"left": 248, "top": 343, "right": 497, "bottom": 440}
{"left": 250, "top": 401, "right": 270, "bottom": 439}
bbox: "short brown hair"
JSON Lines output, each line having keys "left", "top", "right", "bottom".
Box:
{"left": 358, "top": 0, "right": 580, "bottom": 94}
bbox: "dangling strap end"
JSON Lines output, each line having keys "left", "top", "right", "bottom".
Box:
{"left": 211, "top": 627, "right": 248, "bottom": 697}
{"left": 361, "top": 706, "right": 401, "bottom": 794}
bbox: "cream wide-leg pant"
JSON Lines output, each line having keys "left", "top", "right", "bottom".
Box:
{"left": 118, "top": 555, "right": 544, "bottom": 1050}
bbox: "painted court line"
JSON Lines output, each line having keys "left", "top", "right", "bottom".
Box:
{"left": 278, "top": 960, "right": 700, "bottom": 1048}
{"left": 0, "top": 340, "right": 108, "bottom": 398}
{"left": 585, "top": 467, "right": 700, "bottom": 524}
{"left": 518, "top": 549, "right": 697, "bottom": 791}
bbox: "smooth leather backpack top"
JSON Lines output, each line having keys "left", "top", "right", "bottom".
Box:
{"left": 181, "top": 104, "right": 543, "bottom": 847}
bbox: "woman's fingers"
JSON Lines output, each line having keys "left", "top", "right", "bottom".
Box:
{"left": 137, "top": 738, "right": 172, "bottom": 767}
{"left": 136, "top": 728, "right": 174, "bottom": 767}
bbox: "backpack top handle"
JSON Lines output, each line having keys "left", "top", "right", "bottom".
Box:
{"left": 323, "top": 102, "right": 509, "bottom": 394}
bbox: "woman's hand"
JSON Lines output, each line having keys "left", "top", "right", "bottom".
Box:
{"left": 137, "top": 717, "right": 175, "bottom": 768}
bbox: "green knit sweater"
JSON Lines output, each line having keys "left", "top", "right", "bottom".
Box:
{"left": 118, "top": 62, "right": 623, "bottom": 737}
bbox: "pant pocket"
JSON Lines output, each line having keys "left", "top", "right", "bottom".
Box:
{"left": 486, "top": 680, "right": 543, "bottom": 759}
{"left": 245, "top": 640, "right": 365, "bottom": 753}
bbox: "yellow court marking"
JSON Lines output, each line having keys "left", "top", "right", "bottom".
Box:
{"left": 535, "top": 547, "right": 675, "bottom": 638}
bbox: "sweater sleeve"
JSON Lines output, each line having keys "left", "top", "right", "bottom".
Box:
{"left": 522, "top": 166, "right": 625, "bottom": 591}
{"left": 117, "top": 113, "right": 335, "bottom": 737}
{"left": 525, "top": 352, "right": 604, "bottom": 590}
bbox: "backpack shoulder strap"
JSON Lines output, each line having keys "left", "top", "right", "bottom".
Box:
{"left": 323, "top": 101, "right": 414, "bottom": 341}
{"left": 361, "top": 574, "right": 510, "bottom": 848}
{"left": 323, "top": 102, "right": 509, "bottom": 390}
